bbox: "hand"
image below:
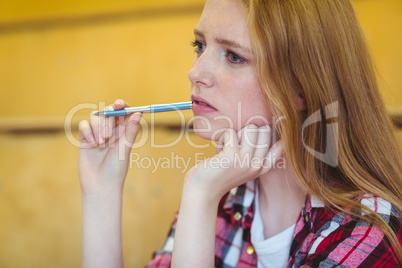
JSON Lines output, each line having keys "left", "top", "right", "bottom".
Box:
{"left": 184, "top": 124, "right": 284, "bottom": 203}
{"left": 78, "top": 99, "right": 143, "bottom": 195}
{"left": 172, "top": 125, "right": 283, "bottom": 267}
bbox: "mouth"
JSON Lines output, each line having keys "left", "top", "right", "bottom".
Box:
{"left": 191, "top": 95, "right": 218, "bottom": 113}
{"left": 194, "top": 100, "right": 212, "bottom": 107}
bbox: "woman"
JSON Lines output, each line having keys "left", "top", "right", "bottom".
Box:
{"left": 79, "top": 0, "right": 402, "bottom": 267}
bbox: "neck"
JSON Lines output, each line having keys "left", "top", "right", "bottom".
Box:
{"left": 258, "top": 158, "right": 306, "bottom": 238}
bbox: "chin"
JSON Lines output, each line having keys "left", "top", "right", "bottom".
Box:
{"left": 192, "top": 120, "right": 216, "bottom": 141}
{"left": 193, "top": 130, "right": 215, "bottom": 141}
{"left": 192, "top": 118, "right": 230, "bottom": 142}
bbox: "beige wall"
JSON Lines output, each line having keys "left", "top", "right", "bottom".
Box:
{"left": 0, "top": 3, "right": 204, "bottom": 119}
{"left": 352, "top": 0, "right": 402, "bottom": 108}
{"left": 0, "top": 0, "right": 401, "bottom": 119}
{"left": 0, "top": 0, "right": 401, "bottom": 267}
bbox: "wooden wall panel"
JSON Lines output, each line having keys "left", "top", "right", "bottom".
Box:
{"left": 0, "top": 0, "right": 205, "bottom": 24}
{"left": 352, "top": 0, "right": 402, "bottom": 108}
{"left": 0, "top": 13, "right": 202, "bottom": 118}
{"left": 0, "top": 128, "right": 216, "bottom": 267}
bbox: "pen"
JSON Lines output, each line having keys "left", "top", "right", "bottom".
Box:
{"left": 94, "top": 101, "right": 193, "bottom": 117}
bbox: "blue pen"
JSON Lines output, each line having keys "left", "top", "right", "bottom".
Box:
{"left": 94, "top": 101, "right": 193, "bottom": 117}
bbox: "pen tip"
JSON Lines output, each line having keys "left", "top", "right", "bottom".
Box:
{"left": 94, "top": 111, "right": 104, "bottom": 116}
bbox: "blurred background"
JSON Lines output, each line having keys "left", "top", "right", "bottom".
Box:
{"left": 0, "top": 0, "right": 401, "bottom": 267}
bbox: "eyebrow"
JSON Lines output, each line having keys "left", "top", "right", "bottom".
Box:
{"left": 194, "top": 29, "right": 252, "bottom": 54}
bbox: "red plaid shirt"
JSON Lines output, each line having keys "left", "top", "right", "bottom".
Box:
{"left": 147, "top": 180, "right": 402, "bottom": 267}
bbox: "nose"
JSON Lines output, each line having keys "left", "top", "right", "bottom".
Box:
{"left": 188, "top": 52, "right": 215, "bottom": 88}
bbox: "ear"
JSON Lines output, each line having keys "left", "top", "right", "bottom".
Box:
{"left": 296, "top": 92, "right": 307, "bottom": 111}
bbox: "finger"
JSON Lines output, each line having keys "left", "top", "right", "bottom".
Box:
{"left": 217, "top": 128, "right": 239, "bottom": 154}
{"left": 119, "top": 112, "right": 143, "bottom": 156}
{"left": 234, "top": 125, "right": 254, "bottom": 149}
{"left": 239, "top": 124, "right": 259, "bottom": 156}
{"left": 113, "top": 99, "right": 134, "bottom": 126}
{"left": 260, "top": 139, "right": 284, "bottom": 175}
{"left": 78, "top": 120, "right": 97, "bottom": 148}
{"left": 90, "top": 111, "right": 104, "bottom": 144}
{"left": 102, "top": 106, "right": 115, "bottom": 140}
{"left": 79, "top": 120, "right": 95, "bottom": 143}
{"left": 253, "top": 125, "right": 271, "bottom": 160}
{"left": 113, "top": 99, "right": 129, "bottom": 110}
{"left": 237, "top": 127, "right": 245, "bottom": 145}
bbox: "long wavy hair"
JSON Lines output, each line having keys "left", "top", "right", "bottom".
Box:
{"left": 240, "top": 0, "right": 402, "bottom": 263}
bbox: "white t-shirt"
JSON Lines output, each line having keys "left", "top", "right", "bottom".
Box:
{"left": 250, "top": 189, "right": 295, "bottom": 268}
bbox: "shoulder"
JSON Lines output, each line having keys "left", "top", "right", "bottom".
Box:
{"left": 309, "top": 194, "right": 401, "bottom": 231}
{"left": 290, "top": 195, "right": 402, "bottom": 267}
{"left": 348, "top": 195, "right": 402, "bottom": 240}
{"left": 358, "top": 194, "right": 401, "bottom": 222}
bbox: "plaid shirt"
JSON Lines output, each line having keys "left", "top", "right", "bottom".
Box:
{"left": 147, "top": 180, "right": 402, "bottom": 267}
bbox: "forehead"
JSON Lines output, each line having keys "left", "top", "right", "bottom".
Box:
{"left": 196, "top": 0, "right": 250, "bottom": 44}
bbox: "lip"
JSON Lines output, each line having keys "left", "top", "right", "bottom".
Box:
{"left": 191, "top": 95, "right": 218, "bottom": 114}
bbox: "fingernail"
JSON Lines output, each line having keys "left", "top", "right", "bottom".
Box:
{"left": 98, "top": 134, "right": 104, "bottom": 144}
{"left": 133, "top": 113, "right": 142, "bottom": 123}
{"left": 104, "top": 128, "right": 110, "bottom": 138}
{"left": 216, "top": 144, "right": 223, "bottom": 154}
{"left": 88, "top": 134, "right": 95, "bottom": 144}
{"left": 113, "top": 102, "right": 120, "bottom": 109}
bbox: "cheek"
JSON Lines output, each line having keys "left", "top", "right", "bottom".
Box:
{"left": 227, "top": 89, "right": 272, "bottom": 129}
{"left": 238, "top": 102, "right": 272, "bottom": 128}
{"left": 228, "top": 75, "right": 270, "bottom": 119}
{"left": 192, "top": 74, "right": 272, "bottom": 140}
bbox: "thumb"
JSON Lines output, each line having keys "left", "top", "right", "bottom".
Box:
{"left": 120, "top": 112, "right": 143, "bottom": 155}
{"left": 260, "top": 139, "right": 284, "bottom": 175}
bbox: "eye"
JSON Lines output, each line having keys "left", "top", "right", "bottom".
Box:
{"left": 226, "top": 50, "right": 246, "bottom": 64}
{"left": 191, "top": 40, "right": 206, "bottom": 55}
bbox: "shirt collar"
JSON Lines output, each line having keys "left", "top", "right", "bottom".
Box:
{"left": 311, "top": 195, "right": 325, "bottom": 208}
{"left": 222, "top": 179, "right": 326, "bottom": 229}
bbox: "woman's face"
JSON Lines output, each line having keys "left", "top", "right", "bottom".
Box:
{"left": 189, "top": 0, "right": 272, "bottom": 141}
